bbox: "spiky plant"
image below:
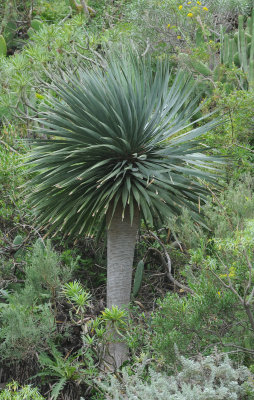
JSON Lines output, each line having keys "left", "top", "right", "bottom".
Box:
{"left": 28, "top": 53, "right": 221, "bottom": 367}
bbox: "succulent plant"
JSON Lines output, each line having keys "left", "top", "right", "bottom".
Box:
{"left": 30, "top": 19, "right": 44, "bottom": 32}
{"left": 132, "top": 260, "right": 145, "bottom": 298}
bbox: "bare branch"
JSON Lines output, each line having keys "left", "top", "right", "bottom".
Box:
{"left": 148, "top": 232, "right": 195, "bottom": 294}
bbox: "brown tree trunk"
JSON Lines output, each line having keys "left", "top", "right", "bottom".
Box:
{"left": 105, "top": 203, "right": 139, "bottom": 369}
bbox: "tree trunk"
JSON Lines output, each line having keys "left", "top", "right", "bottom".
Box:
{"left": 105, "top": 203, "right": 139, "bottom": 369}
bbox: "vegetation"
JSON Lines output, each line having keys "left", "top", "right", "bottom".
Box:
{"left": 99, "top": 352, "right": 253, "bottom": 399}
{"left": 0, "top": 0, "right": 254, "bottom": 399}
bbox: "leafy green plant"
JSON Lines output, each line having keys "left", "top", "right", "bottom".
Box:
{"left": 36, "top": 344, "right": 96, "bottom": 400}
{"left": 0, "top": 139, "right": 30, "bottom": 232}
{"left": 167, "top": 175, "right": 254, "bottom": 250}
{"left": 62, "top": 281, "right": 91, "bottom": 324}
{"left": 205, "top": 218, "right": 254, "bottom": 333}
{"left": 0, "top": 382, "right": 45, "bottom": 400}
{"left": 149, "top": 200, "right": 254, "bottom": 365}
{"left": 101, "top": 306, "right": 127, "bottom": 327}
{"left": 150, "top": 286, "right": 238, "bottom": 365}
{"left": 204, "top": 0, "right": 253, "bottom": 18}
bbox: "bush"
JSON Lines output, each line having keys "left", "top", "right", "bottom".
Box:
{"left": 0, "top": 138, "right": 30, "bottom": 233}
{"left": 151, "top": 281, "right": 239, "bottom": 364}
{"left": 99, "top": 352, "right": 253, "bottom": 399}
{"left": 151, "top": 217, "right": 254, "bottom": 365}
{"left": 168, "top": 175, "right": 254, "bottom": 250}
{"left": 0, "top": 382, "right": 45, "bottom": 400}
{"left": 0, "top": 240, "right": 75, "bottom": 361}
{"left": 0, "top": 296, "right": 56, "bottom": 361}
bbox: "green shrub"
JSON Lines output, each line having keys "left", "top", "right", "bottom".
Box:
{"left": 151, "top": 281, "right": 238, "bottom": 364}
{"left": 150, "top": 217, "right": 254, "bottom": 366}
{"left": 0, "top": 240, "right": 75, "bottom": 361}
{"left": 23, "top": 239, "right": 74, "bottom": 301}
{"left": 168, "top": 175, "right": 254, "bottom": 250}
{"left": 0, "top": 382, "right": 45, "bottom": 400}
{"left": 0, "top": 295, "right": 56, "bottom": 361}
{"left": 0, "top": 139, "right": 30, "bottom": 231}
{"left": 203, "top": 175, "right": 254, "bottom": 238}
{"left": 34, "top": 0, "right": 71, "bottom": 22}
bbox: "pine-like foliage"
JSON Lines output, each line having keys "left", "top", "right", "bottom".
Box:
{"left": 99, "top": 352, "right": 253, "bottom": 399}
{"left": 27, "top": 53, "right": 221, "bottom": 237}
{"left": 0, "top": 241, "right": 71, "bottom": 361}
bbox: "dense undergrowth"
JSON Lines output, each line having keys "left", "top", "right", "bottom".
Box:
{"left": 0, "top": 0, "right": 254, "bottom": 399}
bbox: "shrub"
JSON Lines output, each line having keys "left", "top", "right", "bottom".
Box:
{"left": 23, "top": 239, "right": 74, "bottom": 301}
{"left": 0, "top": 240, "right": 75, "bottom": 361}
{"left": 99, "top": 352, "right": 253, "bottom": 399}
{"left": 150, "top": 281, "right": 239, "bottom": 365}
{"left": 0, "top": 297, "right": 56, "bottom": 361}
{"left": 168, "top": 175, "right": 254, "bottom": 250}
{"left": 0, "top": 382, "right": 45, "bottom": 400}
{"left": 0, "top": 138, "right": 30, "bottom": 232}
{"left": 151, "top": 216, "right": 254, "bottom": 365}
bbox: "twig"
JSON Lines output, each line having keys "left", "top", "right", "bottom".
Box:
{"left": 142, "top": 39, "right": 150, "bottom": 57}
{"left": 80, "top": 0, "right": 90, "bottom": 16}
{"left": 234, "top": 143, "right": 254, "bottom": 154}
{"left": 0, "top": 139, "right": 18, "bottom": 153}
{"left": 147, "top": 232, "right": 194, "bottom": 294}
{"left": 59, "top": 6, "right": 73, "bottom": 24}
{"left": 203, "top": 183, "right": 234, "bottom": 230}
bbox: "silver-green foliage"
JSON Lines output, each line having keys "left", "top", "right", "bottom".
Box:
{"left": 100, "top": 353, "right": 252, "bottom": 399}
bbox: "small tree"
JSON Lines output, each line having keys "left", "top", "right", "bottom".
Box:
{"left": 28, "top": 53, "right": 220, "bottom": 368}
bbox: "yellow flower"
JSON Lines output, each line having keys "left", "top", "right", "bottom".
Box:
{"left": 219, "top": 273, "right": 228, "bottom": 278}
{"left": 197, "top": 1, "right": 201, "bottom": 4}
{"left": 228, "top": 266, "right": 236, "bottom": 278}
{"left": 203, "top": 6, "right": 208, "bottom": 11}
{"left": 35, "top": 93, "right": 45, "bottom": 99}
{"left": 187, "top": 12, "right": 193, "bottom": 16}
{"left": 167, "top": 23, "right": 171, "bottom": 28}
{"left": 179, "top": 5, "right": 183, "bottom": 10}
{"left": 188, "top": 1, "right": 192, "bottom": 3}
{"left": 177, "top": 35, "right": 181, "bottom": 39}
{"left": 217, "top": 291, "right": 221, "bottom": 296}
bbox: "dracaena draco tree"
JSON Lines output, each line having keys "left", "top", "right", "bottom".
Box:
{"left": 28, "top": 54, "right": 221, "bottom": 369}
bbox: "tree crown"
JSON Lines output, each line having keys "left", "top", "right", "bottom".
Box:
{"left": 28, "top": 54, "right": 221, "bottom": 237}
